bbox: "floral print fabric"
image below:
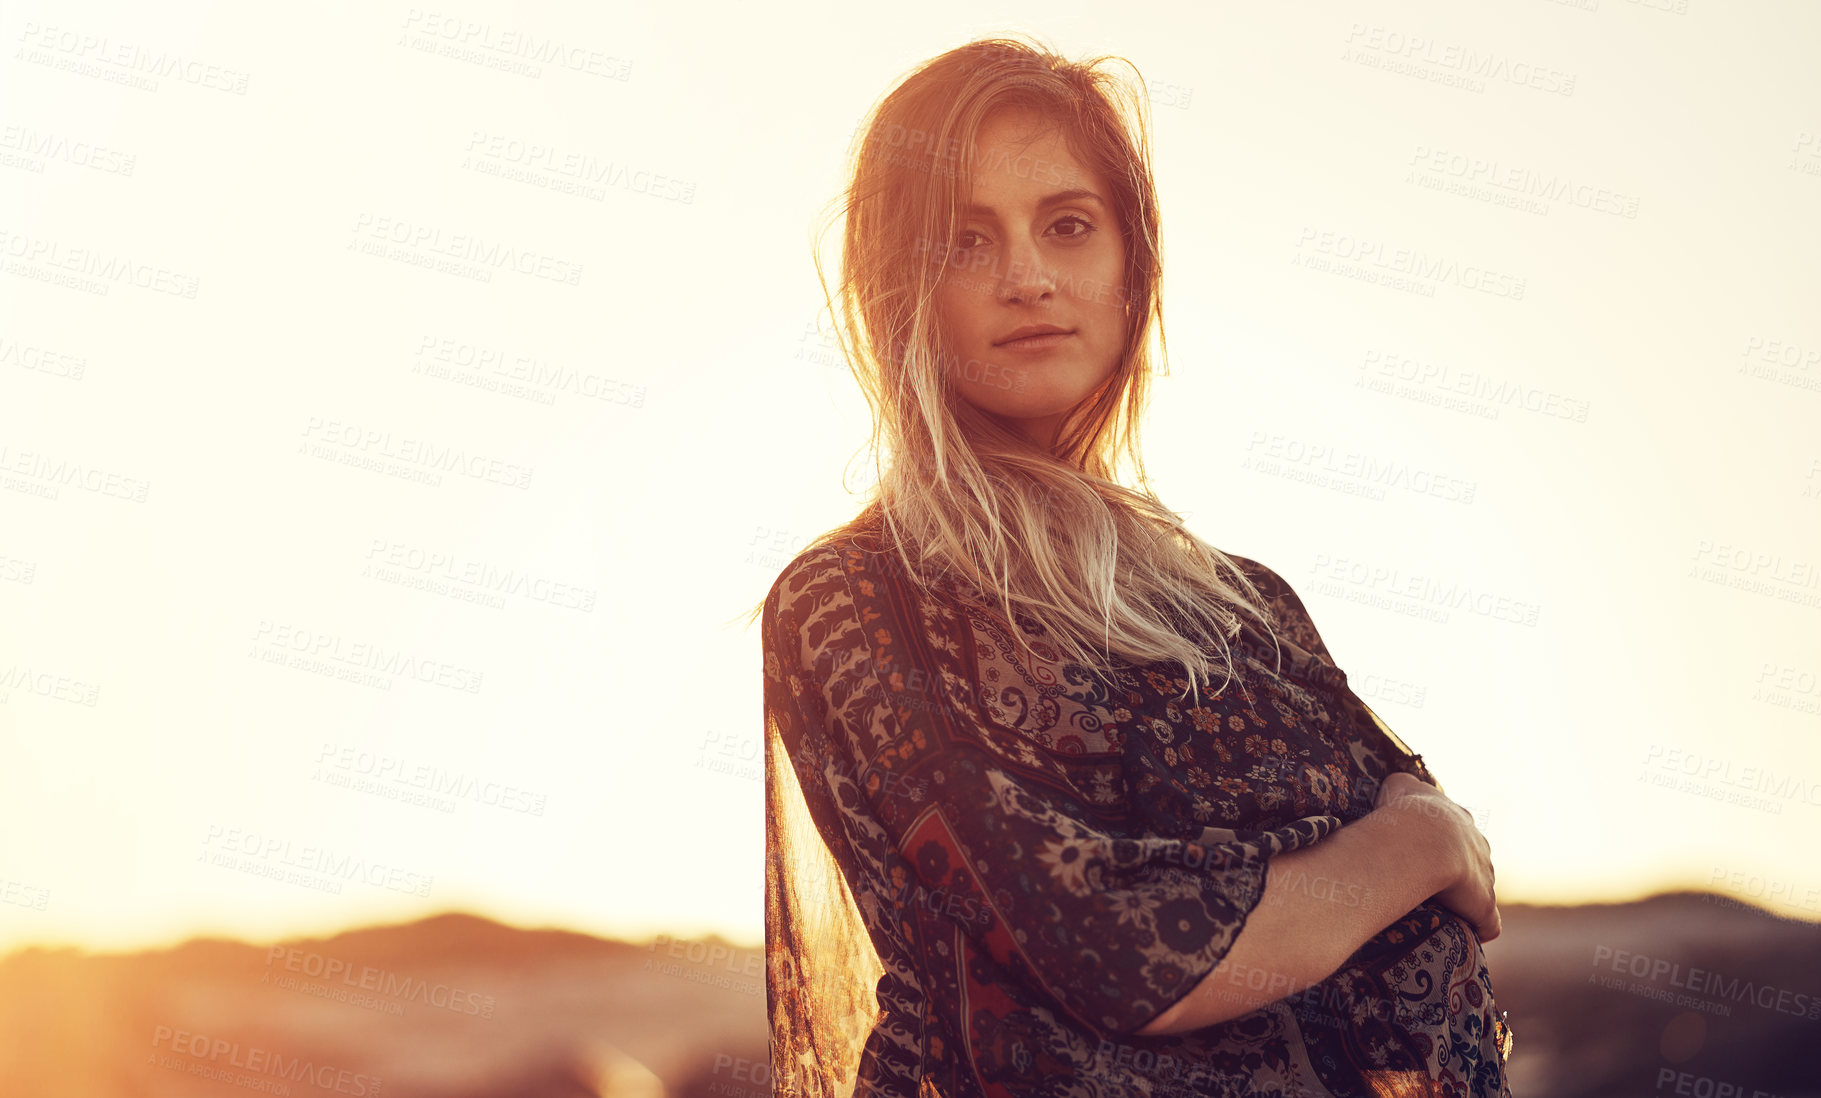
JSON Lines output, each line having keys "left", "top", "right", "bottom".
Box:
{"left": 763, "top": 537, "right": 1514, "bottom": 1098}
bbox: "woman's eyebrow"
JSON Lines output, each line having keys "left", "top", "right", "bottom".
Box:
{"left": 963, "top": 189, "right": 1107, "bottom": 218}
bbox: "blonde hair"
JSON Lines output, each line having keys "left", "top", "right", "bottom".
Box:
{"left": 749, "top": 33, "right": 1280, "bottom": 705}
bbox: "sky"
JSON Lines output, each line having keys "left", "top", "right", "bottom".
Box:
{"left": 1, "top": 0, "right": 1818, "bottom": 957}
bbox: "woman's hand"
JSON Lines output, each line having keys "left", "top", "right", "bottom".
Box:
{"left": 1374, "top": 771, "right": 1501, "bottom": 942}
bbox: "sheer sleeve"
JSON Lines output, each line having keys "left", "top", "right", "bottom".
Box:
{"left": 764, "top": 576, "right": 893, "bottom": 1098}
{"left": 764, "top": 544, "right": 1346, "bottom": 1057}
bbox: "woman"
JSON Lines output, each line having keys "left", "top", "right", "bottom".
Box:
{"left": 755, "top": 35, "right": 1513, "bottom": 1098}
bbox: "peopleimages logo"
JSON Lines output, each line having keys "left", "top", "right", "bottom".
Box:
{"left": 264, "top": 947, "right": 496, "bottom": 1018}
{"left": 1294, "top": 227, "right": 1526, "bottom": 300}
{"left": 150, "top": 1026, "right": 382, "bottom": 1095}
{"left": 0, "top": 229, "right": 199, "bottom": 298}
{"left": 1591, "top": 945, "right": 1821, "bottom": 1021}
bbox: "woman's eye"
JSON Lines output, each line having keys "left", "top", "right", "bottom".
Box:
{"left": 949, "top": 217, "right": 1093, "bottom": 260}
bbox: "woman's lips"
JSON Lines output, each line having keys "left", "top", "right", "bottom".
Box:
{"left": 994, "top": 332, "right": 1073, "bottom": 353}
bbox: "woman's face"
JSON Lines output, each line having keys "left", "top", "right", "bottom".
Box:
{"left": 932, "top": 108, "right": 1130, "bottom": 450}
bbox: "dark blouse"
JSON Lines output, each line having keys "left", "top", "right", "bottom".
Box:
{"left": 762, "top": 534, "right": 1514, "bottom": 1098}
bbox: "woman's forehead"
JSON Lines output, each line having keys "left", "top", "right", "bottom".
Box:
{"left": 956, "top": 117, "right": 1104, "bottom": 199}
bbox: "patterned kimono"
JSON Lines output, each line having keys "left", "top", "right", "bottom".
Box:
{"left": 762, "top": 534, "right": 1514, "bottom": 1098}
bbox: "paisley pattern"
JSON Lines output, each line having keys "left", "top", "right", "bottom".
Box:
{"left": 763, "top": 537, "right": 1513, "bottom": 1098}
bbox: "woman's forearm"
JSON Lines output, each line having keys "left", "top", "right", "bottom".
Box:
{"left": 1133, "top": 801, "right": 1458, "bottom": 1037}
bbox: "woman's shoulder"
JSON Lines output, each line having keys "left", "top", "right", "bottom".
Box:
{"left": 765, "top": 504, "right": 945, "bottom": 605}
{"left": 767, "top": 541, "right": 850, "bottom": 599}
{"left": 760, "top": 535, "right": 970, "bottom": 720}
{"left": 761, "top": 517, "right": 915, "bottom": 655}
{"left": 1218, "top": 550, "right": 1337, "bottom": 665}
{"left": 766, "top": 530, "right": 901, "bottom": 604}
{"left": 1219, "top": 550, "right": 1289, "bottom": 599}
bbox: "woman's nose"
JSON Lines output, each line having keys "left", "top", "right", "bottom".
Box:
{"left": 996, "top": 236, "right": 1056, "bottom": 303}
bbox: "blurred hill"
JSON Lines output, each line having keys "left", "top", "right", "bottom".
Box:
{"left": 1483, "top": 890, "right": 1820, "bottom": 1097}
{"left": 1, "top": 892, "right": 1816, "bottom": 1096}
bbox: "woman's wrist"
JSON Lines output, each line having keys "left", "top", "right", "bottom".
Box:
{"left": 1372, "top": 794, "right": 1463, "bottom": 903}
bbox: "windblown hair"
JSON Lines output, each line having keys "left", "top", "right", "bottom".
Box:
{"left": 753, "top": 33, "right": 1282, "bottom": 703}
